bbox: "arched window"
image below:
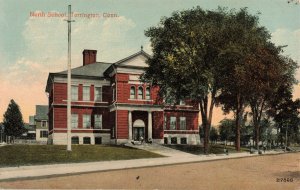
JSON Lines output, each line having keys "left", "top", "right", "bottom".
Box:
{"left": 130, "top": 86, "right": 136, "bottom": 99}
{"left": 138, "top": 86, "right": 144, "bottom": 99}
{"left": 146, "top": 87, "right": 151, "bottom": 100}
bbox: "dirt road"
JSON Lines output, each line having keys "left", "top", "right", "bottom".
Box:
{"left": 0, "top": 153, "right": 299, "bottom": 190}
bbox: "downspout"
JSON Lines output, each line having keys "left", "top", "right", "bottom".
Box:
{"left": 114, "top": 67, "right": 118, "bottom": 144}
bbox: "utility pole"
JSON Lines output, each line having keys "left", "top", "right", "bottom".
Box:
{"left": 65, "top": 5, "right": 75, "bottom": 151}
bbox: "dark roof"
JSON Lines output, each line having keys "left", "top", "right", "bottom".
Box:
{"left": 46, "top": 50, "right": 151, "bottom": 92}
{"left": 35, "top": 105, "right": 48, "bottom": 121}
{"left": 24, "top": 123, "right": 35, "bottom": 131}
{"left": 58, "top": 62, "right": 112, "bottom": 77}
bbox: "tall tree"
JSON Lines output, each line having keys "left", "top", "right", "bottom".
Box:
{"left": 268, "top": 86, "right": 300, "bottom": 145}
{"left": 3, "top": 99, "right": 26, "bottom": 138}
{"left": 216, "top": 8, "right": 272, "bottom": 151}
{"left": 143, "top": 7, "right": 229, "bottom": 153}
{"left": 245, "top": 45, "right": 297, "bottom": 151}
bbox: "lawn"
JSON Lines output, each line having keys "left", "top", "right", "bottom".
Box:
{"left": 0, "top": 144, "right": 163, "bottom": 167}
{"left": 164, "top": 144, "right": 248, "bottom": 155}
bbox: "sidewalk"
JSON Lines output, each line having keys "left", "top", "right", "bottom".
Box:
{"left": 0, "top": 145, "right": 287, "bottom": 181}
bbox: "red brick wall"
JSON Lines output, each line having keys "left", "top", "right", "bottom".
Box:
{"left": 78, "top": 84, "right": 83, "bottom": 101}
{"left": 116, "top": 110, "right": 128, "bottom": 139}
{"left": 53, "top": 83, "right": 67, "bottom": 104}
{"left": 90, "top": 85, "right": 94, "bottom": 101}
{"left": 153, "top": 111, "right": 164, "bottom": 139}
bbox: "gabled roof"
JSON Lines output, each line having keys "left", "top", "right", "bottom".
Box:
{"left": 104, "top": 50, "right": 151, "bottom": 76}
{"left": 114, "top": 50, "right": 151, "bottom": 66}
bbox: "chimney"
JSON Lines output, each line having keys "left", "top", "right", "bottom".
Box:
{"left": 83, "top": 49, "right": 97, "bottom": 66}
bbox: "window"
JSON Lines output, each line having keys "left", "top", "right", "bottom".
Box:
{"left": 130, "top": 86, "right": 136, "bottom": 99}
{"left": 83, "top": 137, "right": 91, "bottom": 144}
{"left": 71, "top": 85, "right": 78, "bottom": 101}
{"left": 163, "top": 115, "right": 167, "bottom": 130}
{"left": 71, "top": 114, "right": 78, "bottom": 128}
{"left": 83, "top": 86, "right": 90, "bottom": 101}
{"left": 138, "top": 86, "right": 144, "bottom": 99}
{"left": 164, "top": 137, "right": 168, "bottom": 144}
{"left": 41, "top": 120, "right": 47, "bottom": 128}
{"left": 95, "top": 137, "right": 102, "bottom": 144}
{"left": 94, "top": 87, "right": 102, "bottom": 102}
{"left": 71, "top": 136, "right": 79, "bottom": 144}
{"left": 94, "top": 115, "right": 102, "bottom": 129}
{"left": 146, "top": 87, "right": 150, "bottom": 100}
{"left": 179, "top": 100, "right": 185, "bottom": 105}
{"left": 171, "top": 137, "right": 177, "bottom": 144}
{"left": 180, "top": 138, "right": 187, "bottom": 144}
{"left": 83, "top": 114, "right": 91, "bottom": 128}
{"left": 170, "top": 117, "right": 176, "bottom": 130}
{"left": 180, "top": 117, "right": 186, "bottom": 130}
{"left": 40, "top": 130, "right": 48, "bottom": 138}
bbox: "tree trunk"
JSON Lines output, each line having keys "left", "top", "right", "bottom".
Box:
{"left": 203, "top": 122, "right": 210, "bottom": 154}
{"left": 235, "top": 116, "right": 241, "bottom": 151}
{"left": 255, "top": 124, "right": 260, "bottom": 152}
{"left": 235, "top": 93, "right": 243, "bottom": 151}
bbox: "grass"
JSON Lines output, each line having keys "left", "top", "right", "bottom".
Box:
{"left": 164, "top": 144, "right": 248, "bottom": 155}
{"left": 0, "top": 144, "right": 163, "bottom": 167}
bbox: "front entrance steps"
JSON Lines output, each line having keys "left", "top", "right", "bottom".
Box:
{"left": 125, "top": 142, "right": 198, "bottom": 158}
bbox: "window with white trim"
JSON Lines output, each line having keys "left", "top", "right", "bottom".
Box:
{"left": 138, "top": 86, "right": 143, "bottom": 99}
{"left": 41, "top": 120, "right": 47, "bottom": 128}
{"left": 71, "top": 114, "right": 78, "bottom": 128}
{"left": 83, "top": 86, "right": 90, "bottom": 101}
{"left": 179, "top": 100, "right": 185, "bottom": 105}
{"left": 146, "top": 87, "right": 151, "bottom": 100}
{"left": 170, "top": 117, "right": 176, "bottom": 130}
{"left": 94, "top": 114, "right": 102, "bottom": 129}
{"left": 94, "top": 87, "right": 102, "bottom": 102}
{"left": 130, "top": 86, "right": 136, "bottom": 99}
{"left": 83, "top": 114, "right": 91, "bottom": 128}
{"left": 40, "top": 130, "right": 48, "bottom": 138}
{"left": 71, "top": 85, "right": 78, "bottom": 101}
{"left": 180, "top": 117, "right": 186, "bottom": 130}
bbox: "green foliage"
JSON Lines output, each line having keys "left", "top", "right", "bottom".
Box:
{"left": 143, "top": 6, "right": 298, "bottom": 152}
{"left": 267, "top": 83, "right": 300, "bottom": 144}
{"left": 209, "top": 126, "right": 219, "bottom": 142}
{"left": 219, "top": 119, "right": 235, "bottom": 142}
{"left": 3, "top": 99, "right": 26, "bottom": 137}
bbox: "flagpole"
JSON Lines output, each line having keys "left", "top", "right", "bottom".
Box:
{"left": 66, "top": 5, "right": 74, "bottom": 151}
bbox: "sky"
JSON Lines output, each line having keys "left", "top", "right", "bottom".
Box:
{"left": 0, "top": 0, "right": 299, "bottom": 125}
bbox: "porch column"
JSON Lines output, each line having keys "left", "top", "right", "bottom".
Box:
{"left": 148, "top": 111, "right": 152, "bottom": 140}
{"left": 128, "top": 111, "right": 132, "bottom": 140}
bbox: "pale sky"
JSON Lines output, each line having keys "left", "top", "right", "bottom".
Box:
{"left": 0, "top": 0, "right": 299, "bottom": 124}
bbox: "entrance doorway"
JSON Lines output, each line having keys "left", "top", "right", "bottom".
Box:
{"left": 132, "top": 119, "right": 145, "bottom": 141}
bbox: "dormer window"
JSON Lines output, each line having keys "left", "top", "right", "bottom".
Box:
{"left": 130, "top": 86, "right": 136, "bottom": 99}
{"left": 138, "top": 86, "right": 144, "bottom": 99}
